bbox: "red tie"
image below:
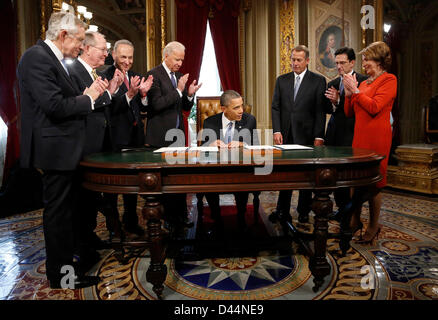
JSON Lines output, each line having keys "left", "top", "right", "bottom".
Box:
{"left": 124, "top": 75, "right": 129, "bottom": 89}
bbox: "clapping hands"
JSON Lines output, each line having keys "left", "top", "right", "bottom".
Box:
{"left": 84, "top": 77, "right": 109, "bottom": 101}
{"left": 107, "top": 68, "right": 124, "bottom": 95}
{"left": 177, "top": 73, "right": 202, "bottom": 97}
{"left": 343, "top": 73, "right": 359, "bottom": 97}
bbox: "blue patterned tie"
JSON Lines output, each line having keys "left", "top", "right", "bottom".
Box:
{"left": 339, "top": 77, "right": 344, "bottom": 95}
{"left": 225, "top": 122, "right": 233, "bottom": 144}
{"left": 294, "top": 75, "right": 301, "bottom": 100}
{"left": 170, "top": 72, "right": 177, "bottom": 89}
{"left": 170, "top": 72, "right": 179, "bottom": 127}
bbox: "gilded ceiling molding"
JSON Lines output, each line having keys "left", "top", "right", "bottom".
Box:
{"left": 279, "top": 0, "right": 295, "bottom": 75}
{"left": 160, "top": 0, "right": 167, "bottom": 53}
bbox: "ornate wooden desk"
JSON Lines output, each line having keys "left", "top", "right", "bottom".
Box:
{"left": 80, "top": 146, "right": 383, "bottom": 299}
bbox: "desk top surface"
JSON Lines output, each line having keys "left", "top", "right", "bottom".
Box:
{"left": 81, "top": 146, "right": 383, "bottom": 169}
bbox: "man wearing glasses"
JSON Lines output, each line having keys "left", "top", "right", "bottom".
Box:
{"left": 324, "top": 47, "right": 368, "bottom": 222}
{"left": 17, "top": 12, "right": 108, "bottom": 289}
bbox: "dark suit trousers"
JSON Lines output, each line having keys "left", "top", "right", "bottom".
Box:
{"left": 205, "top": 192, "right": 249, "bottom": 225}
{"left": 41, "top": 170, "right": 76, "bottom": 280}
{"left": 103, "top": 193, "right": 139, "bottom": 228}
{"left": 276, "top": 130, "right": 312, "bottom": 217}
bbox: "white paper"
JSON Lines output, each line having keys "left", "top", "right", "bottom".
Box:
{"left": 188, "top": 146, "right": 219, "bottom": 152}
{"left": 244, "top": 145, "right": 276, "bottom": 150}
{"left": 153, "top": 147, "right": 188, "bottom": 153}
{"left": 274, "top": 144, "right": 313, "bottom": 150}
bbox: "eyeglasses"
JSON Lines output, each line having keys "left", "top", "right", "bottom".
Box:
{"left": 90, "top": 45, "right": 107, "bottom": 53}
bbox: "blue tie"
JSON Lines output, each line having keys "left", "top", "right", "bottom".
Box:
{"left": 170, "top": 72, "right": 177, "bottom": 88}
{"left": 225, "top": 122, "right": 233, "bottom": 144}
{"left": 339, "top": 78, "right": 344, "bottom": 95}
{"left": 170, "top": 72, "right": 179, "bottom": 127}
{"left": 294, "top": 75, "right": 301, "bottom": 100}
{"left": 61, "top": 59, "right": 69, "bottom": 76}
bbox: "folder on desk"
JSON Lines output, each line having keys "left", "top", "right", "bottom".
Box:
{"left": 274, "top": 144, "right": 313, "bottom": 150}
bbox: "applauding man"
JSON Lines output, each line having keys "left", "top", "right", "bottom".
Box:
{"left": 17, "top": 12, "right": 107, "bottom": 289}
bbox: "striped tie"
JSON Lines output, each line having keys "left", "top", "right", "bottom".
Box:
{"left": 225, "top": 122, "right": 233, "bottom": 144}
{"left": 91, "top": 69, "right": 98, "bottom": 80}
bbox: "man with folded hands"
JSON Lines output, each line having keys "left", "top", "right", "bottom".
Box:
{"left": 200, "top": 90, "right": 258, "bottom": 233}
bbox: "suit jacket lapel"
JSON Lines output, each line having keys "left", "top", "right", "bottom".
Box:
{"left": 38, "top": 40, "right": 75, "bottom": 88}
{"left": 158, "top": 64, "right": 176, "bottom": 91}
{"left": 74, "top": 61, "right": 93, "bottom": 86}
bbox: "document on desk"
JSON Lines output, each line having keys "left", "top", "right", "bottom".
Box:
{"left": 244, "top": 145, "right": 276, "bottom": 150}
{"left": 274, "top": 144, "right": 313, "bottom": 150}
{"left": 188, "top": 146, "right": 219, "bottom": 152}
{"left": 153, "top": 147, "right": 188, "bottom": 153}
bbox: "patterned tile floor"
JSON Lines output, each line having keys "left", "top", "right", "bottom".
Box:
{"left": 0, "top": 189, "right": 437, "bottom": 300}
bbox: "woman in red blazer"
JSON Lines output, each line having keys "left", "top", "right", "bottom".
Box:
{"left": 343, "top": 41, "right": 397, "bottom": 244}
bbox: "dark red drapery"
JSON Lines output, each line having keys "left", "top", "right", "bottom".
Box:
{"left": 176, "top": 0, "right": 241, "bottom": 146}
{"left": 209, "top": 0, "right": 241, "bottom": 94}
{"left": 176, "top": 1, "right": 209, "bottom": 146}
{"left": 0, "top": 1, "right": 19, "bottom": 185}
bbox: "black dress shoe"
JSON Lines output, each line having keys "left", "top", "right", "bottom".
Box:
{"left": 327, "top": 209, "right": 343, "bottom": 222}
{"left": 49, "top": 275, "right": 100, "bottom": 289}
{"left": 76, "top": 250, "right": 101, "bottom": 274}
{"left": 328, "top": 201, "right": 353, "bottom": 222}
{"left": 180, "top": 218, "right": 194, "bottom": 228}
{"left": 89, "top": 233, "right": 111, "bottom": 250}
{"left": 298, "top": 213, "right": 309, "bottom": 223}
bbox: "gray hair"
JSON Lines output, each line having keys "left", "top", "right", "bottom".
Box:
{"left": 162, "top": 41, "right": 185, "bottom": 59}
{"left": 220, "top": 90, "right": 241, "bottom": 107}
{"left": 113, "top": 39, "right": 134, "bottom": 53}
{"left": 45, "top": 12, "right": 87, "bottom": 41}
{"left": 84, "top": 31, "right": 106, "bottom": 47}
{"left": 292, "top": 45, "right": 310, "bottom": 59}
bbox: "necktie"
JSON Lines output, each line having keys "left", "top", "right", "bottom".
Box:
{"left": 339, "top": 77, "right": 344, "bottom": 95}
{"left": 61, "top": 59, "right": 69, "bottom": 76}
{"left": 225, "top": 122, "right": 233, "bottom": 144}
{"left": 91, "top": 69, "right": 98, "bottom": 81}
{"left": 170, "top": 72, "right": 179, "bottom": 127}
{"left": 170, "top": 72, "right": 177, "bottom": 89}
{"left": 294, "top": 75, "right": 301, "bottom": 100}
{"left": 124, "top": 74, "right": 129, "bottom": 89}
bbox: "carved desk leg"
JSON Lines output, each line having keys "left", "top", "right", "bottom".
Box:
{"left": 142, "top": 195, "right": 167, "bottom": 299}
{"left": 310, "top": 190, "right": 332, "bottom": 292}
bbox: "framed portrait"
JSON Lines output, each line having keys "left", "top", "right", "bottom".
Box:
{"left": 315, "top": 15, "right": 350, "bottom": 79}
{"left": 318, "top": 26, "right": 343, "bottom": 69}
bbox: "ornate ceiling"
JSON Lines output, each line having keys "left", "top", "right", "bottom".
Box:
{"left": 76, "top": 0, "right": 146, "bottom": 43}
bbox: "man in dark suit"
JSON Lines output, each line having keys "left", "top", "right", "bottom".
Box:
{"left": 271, "top": 45, "right": 326, "bottom": 224}
{"left": 102, "top": 39, "right": 153, "bottom": 236}
{"left": 146, "top": 41, "right": 202, "bottom": 228}
{"left": 324, "top": 47, "right": 368, "bottom": 221}
{"left": 67, "top": 31, "right": 126, "bottom": 264}
{"left": 201, "top": 90, "right": 259, "bottom": 232}
{"left": 17, "top": 12, "right": 108, "bottom": 289}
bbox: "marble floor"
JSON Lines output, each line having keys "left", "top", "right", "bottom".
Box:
{"left": 0, "top": 189, "right": 437, "bottom": 300}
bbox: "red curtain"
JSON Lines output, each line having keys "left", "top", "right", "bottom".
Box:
{"left": 176, "top": 0, "right": 209, "bottom": 146}
{"left": 209, "top": 0, "right": 241, "bottom": 94}
{"left": 176, "top": 0, "right": 241, "bottom": 146}
{"left": 0, "top": 1, "right": 19, "bottom": 185}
